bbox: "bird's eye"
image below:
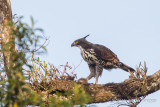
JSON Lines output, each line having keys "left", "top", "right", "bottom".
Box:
{"left": 75, "top": 41, "right": 78, "bottom": 44}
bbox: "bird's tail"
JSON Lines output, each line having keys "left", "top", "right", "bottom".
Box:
{"left": 119, "top": 62, "right": 135, "bottom": 72}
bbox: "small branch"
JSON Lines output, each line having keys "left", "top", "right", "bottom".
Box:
{"left": 71, "top": 60, "right": 83, "bottom": 73}
{"left": 32, "top": 35, "right": 49, "bottom": 52}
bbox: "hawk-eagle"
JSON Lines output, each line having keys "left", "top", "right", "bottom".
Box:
{"left": 71, "top": 35, "right": 135, "bottom": 84}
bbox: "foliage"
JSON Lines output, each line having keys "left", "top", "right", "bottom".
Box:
{"left": 29, "top": 54, "right": 90, "bottom": 107}
{"left": 12, "top": 16, "right": 47, "bottom": 54}
{"left": 0, "top": 16, "right": 47, "bottom": 106}
{"left": 0, "top": 16, "right": 91, "bottom": 107}
{"left": 29, "top": 56, "right": 75, "bottom": 83}
{"left": 48, "top": 83, "right": 90, "bottom": 107}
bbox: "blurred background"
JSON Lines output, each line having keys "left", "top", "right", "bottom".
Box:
{"left": 11, "top": 0, "right": 160, "bottom": 107}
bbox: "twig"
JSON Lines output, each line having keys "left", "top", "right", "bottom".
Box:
{"left": 71, "top": 59, "right": 83, "bottom": 73}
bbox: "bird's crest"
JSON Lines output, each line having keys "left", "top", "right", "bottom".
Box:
{"left": 83, "top": 34, "right": 90, "bottom": 39}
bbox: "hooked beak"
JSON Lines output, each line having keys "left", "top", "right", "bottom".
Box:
{"left": 71, "top": 42, "right": 76, "bottom": 47}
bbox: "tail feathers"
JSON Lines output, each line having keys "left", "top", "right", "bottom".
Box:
{"left": 119, "top": 62, "right": 135, "bottom": 72}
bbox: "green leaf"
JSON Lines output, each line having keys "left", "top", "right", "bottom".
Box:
{"left": 0, "top": 80, "right": 6, "bottom": 85}
{"left": 30, "top": 16, "right": 34, "bottom": 26}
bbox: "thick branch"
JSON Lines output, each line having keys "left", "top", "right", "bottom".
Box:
{"left": 32, "top": 70, "right": 160, "bottom": 104}
{"left": 84, "top": 70, "right": 160, "bottom": 103}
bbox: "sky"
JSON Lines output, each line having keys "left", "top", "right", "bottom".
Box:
{"left": 11, "top": 0, "right": 160, "bottom": 107}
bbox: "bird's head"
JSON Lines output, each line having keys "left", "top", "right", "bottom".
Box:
{"left": 71, "top": 34, "right": 90, "bottom": 47}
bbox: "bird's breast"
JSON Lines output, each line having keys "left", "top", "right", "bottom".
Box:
{"left": 79, "top": 47, "right": 104, "bottom": 65}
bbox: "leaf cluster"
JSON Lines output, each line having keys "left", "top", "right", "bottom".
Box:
{"left": 0, "top": 16, "right": 91, "bottom": 107}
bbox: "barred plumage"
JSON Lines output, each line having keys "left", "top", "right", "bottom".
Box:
{"left": 71, "top": 35, "right": 135, "bottom": 84}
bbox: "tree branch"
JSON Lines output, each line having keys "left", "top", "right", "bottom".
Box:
{"left": 31, "top": 70, "right": 160, "bottom": 104}
{"left": 84, "top": 70, "right": 160, "bottom": 103}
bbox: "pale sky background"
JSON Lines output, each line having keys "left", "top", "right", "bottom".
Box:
{"left": 11, "top": 0, "right": 160, "bottom": 107}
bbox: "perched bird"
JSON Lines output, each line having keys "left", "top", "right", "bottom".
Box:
{"left": 71, "top": 35, "right": 135, "bottom": 84}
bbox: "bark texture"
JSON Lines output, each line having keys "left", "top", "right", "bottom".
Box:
{"left": 0, "top": 0, "right": 15, "bottom": 71}
{"left": 32, "top": 70, "right": 160, "bottom": 104}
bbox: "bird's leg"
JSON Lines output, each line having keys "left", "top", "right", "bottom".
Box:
{"left": 86, "top": 64, "right": 96, "bottom": 81}
{"left": 95, "top": 65, "right": 103, "bottom": 84}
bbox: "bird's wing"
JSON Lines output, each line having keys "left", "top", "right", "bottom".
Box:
{"left": 91, "top": 44, "right": 119, "bottom": 63}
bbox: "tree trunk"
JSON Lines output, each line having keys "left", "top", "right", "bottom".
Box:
{"left": 0, "top": 0, "right": 15, "bottom": 74}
